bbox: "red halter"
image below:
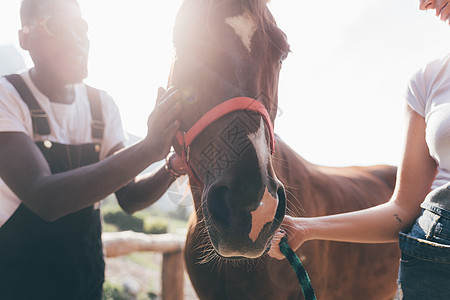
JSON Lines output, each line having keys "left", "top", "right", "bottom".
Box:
{"left": 175, "top": 97, "right": 275, "bottom": 182}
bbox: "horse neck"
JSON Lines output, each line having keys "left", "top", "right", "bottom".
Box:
{"left": 272, "top": 138, "right": 319, "bottom": 216}
{"left": 273, "top": 137, "right": 354, "bottom": 217}
{"left": 274, "top": 137, "right": 397, "bottom": 218}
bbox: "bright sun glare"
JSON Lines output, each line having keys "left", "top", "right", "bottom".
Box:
{"left": 2, "top": 0, "right": 450, "bottom": 167}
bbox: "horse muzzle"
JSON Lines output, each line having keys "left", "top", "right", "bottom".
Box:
{"left": 203, "top": 182, "right": 286, "bottom": 259}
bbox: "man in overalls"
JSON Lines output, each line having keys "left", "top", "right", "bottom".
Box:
{"left": 0, "top": 0, "right": 185, "bottom": 299}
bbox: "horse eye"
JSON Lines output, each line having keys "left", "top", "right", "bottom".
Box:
{"left": 280, "top": 52, "right": 288, "bottom": 63}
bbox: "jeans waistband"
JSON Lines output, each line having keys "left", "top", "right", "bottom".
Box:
{"left": 399, "top": 208, "right": 450, "bottom": 263}
{"left": 399, "top": 232, "right": 450, "bottom": 263}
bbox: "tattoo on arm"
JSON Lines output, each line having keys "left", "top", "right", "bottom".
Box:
{"left": 394, "top": 214, "right": 402, "bottom": 223}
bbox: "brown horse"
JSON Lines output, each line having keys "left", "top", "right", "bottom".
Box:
{"left": 168, "top": 0, "right": 400, "bottom": 299}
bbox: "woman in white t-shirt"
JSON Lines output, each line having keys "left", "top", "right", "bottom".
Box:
{"left": 269, "top": 1, "right": 450, "bottom": 299}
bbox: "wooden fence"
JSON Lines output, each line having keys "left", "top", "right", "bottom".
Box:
{"left": 102, "top": 231, "right": 186, "bottom": 300}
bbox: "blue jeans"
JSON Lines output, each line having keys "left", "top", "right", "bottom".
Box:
{"left": 398, "top": 209, "right": 450, "bottom": 299}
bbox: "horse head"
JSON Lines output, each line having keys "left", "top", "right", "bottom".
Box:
{"left": 169, "top": 0, "right": 289, "bottom": 259}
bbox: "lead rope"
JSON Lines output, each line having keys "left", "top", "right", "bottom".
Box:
{"left": 279, "top": 236, "right": 317, "bottom": 300}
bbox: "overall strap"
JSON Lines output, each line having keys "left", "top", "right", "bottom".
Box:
{"left": 4, "top": 74, "right": 104, "bottom": 140}
{"left": 86, "top": 85, "right": 104, "bottom": 140}
{"left": 5, "top": 74, "right": 50, "bottom": 135}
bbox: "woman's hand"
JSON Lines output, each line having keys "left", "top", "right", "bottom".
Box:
{"left": 144, "top": 86, "right": 182, "bottom": 162}
{"left": 268, "top": 215, "right": 308, "bottom": 260}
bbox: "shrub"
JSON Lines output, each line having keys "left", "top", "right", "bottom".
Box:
{"left": 103, "top": 280, "right": 154, "bottom": 300}
{"left": 102, "top": 281, "right": 130, "bottom": 300}
{"left": 143, "top": 218, "right": 168, "bottom": 234}
{"left": 103, "top": 209, "right": 144, "bottom": 232}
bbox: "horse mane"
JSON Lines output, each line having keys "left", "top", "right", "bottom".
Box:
{"left": 242, "top": 0, "right": 273, "bottom": 25}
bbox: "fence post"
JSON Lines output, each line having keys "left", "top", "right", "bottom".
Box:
{"left": 162, "top": 249, "right": 184, "bottom": 300}
{"left": 102, "top": 231, "right": 186, "bottom": 299}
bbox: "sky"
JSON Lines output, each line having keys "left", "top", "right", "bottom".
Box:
{"left": 2, "top": 0, "right": 450, "bottom": 169}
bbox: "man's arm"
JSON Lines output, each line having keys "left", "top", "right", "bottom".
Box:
{"left": 0, "top": 88, "right": 182, "bottom": 221}
{"left": 110, "top": 141, "right": 186, "bottom": 214}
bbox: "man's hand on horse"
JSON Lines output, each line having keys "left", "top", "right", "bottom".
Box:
{"left": 144, "top": 86, "right": 183, "bottom": 161}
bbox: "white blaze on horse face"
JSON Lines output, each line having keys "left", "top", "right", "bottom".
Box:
{"left": 249, "top": 119, "right": 268, "bottom": 173}
{"left": 248, "top": 120, "right": 277, "bottom": 242}
{"left": 249, "top": 187, "right": 278, "bottom": 242}
{"left": 225, "top": 10, "right": 257, "bottom": 53}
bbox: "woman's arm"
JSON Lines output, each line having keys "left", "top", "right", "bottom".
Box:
{"left": 269, "top": 105, "right": 437, "bottom": 259}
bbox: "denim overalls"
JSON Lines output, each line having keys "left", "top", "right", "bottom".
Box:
{"left": 398, "top": 182, "right": 450, "bottom": 300}
{"left": 0, "top": 74, "right": 105, "bottom": 300}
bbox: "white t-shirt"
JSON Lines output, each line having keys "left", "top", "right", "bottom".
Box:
{"left": 0, "top": 70, "right": 126, "bottom": 226}
{"left": 405, "top": 53, "right": 450, "bottom": 191}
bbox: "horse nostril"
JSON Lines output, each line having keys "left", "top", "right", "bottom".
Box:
{"left": 207, "top": 185, "right": 232, "bottom": 228}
